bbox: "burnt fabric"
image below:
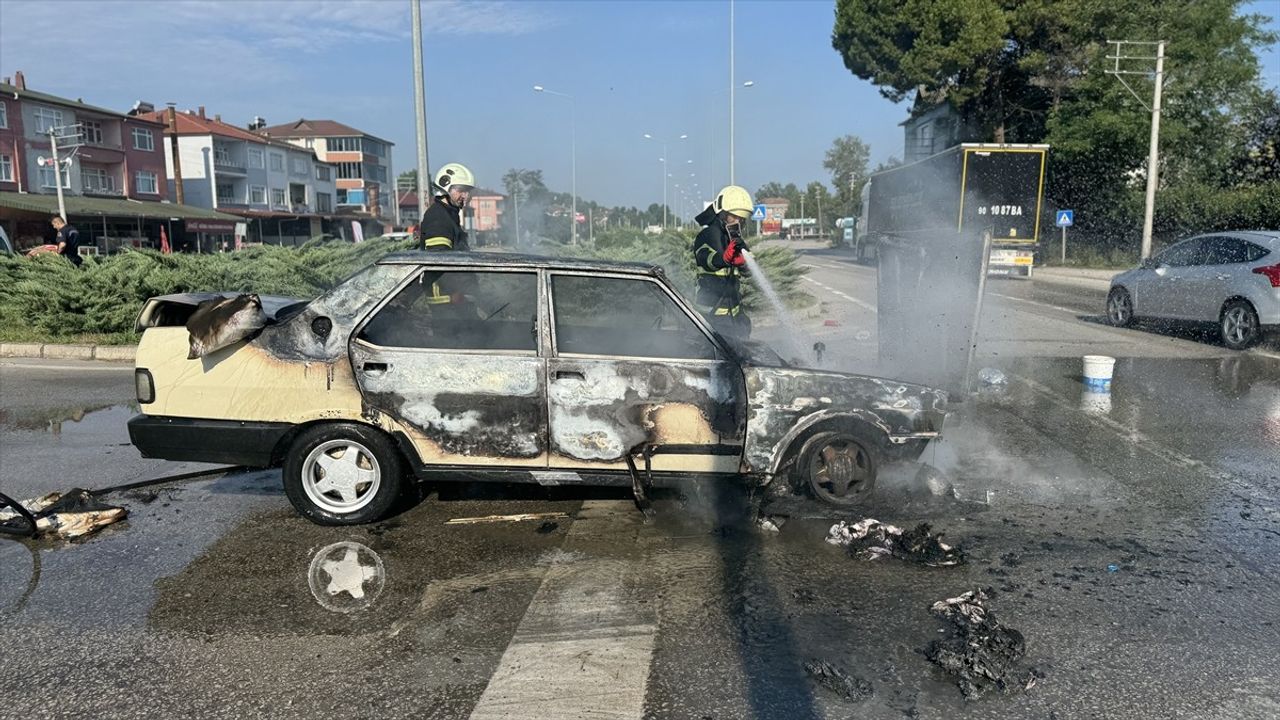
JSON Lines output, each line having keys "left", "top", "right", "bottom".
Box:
{"left": 826, "top": 519, "right": 965, "bottom": 567}
{"left": 925, "top": 589, "right": 1031, "bottom": 700}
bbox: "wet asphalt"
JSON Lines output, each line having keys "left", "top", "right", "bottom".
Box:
{"left": 2, "top": 252, "right": 1279, "bottom": 719}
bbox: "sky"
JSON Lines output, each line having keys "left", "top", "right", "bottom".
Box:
{"left": 1, "top": 0, "right": 1277, "bottom": 212}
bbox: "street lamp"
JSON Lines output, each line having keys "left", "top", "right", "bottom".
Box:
{"left": 643, "top": 132, "right": 687, "bottom": 229}
{"left": 534, "top": 85, "right": 577, "bottom": 245}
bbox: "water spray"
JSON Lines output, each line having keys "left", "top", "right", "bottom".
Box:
{"left": 740, "top": 249, "right": 818, "bottom": 366}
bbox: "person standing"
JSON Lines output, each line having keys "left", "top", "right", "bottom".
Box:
{"left": 51, "top": 216, "right": 82, "bottom": 267}
{"left": 419, "top": 163, "right": 476, "bottom": 307}
{"left": 691, "top": 185, "right": 754, "bottom": 338}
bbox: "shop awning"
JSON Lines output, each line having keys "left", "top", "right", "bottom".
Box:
{"left": 0, "top": 192, "right": 242, "bottom": 222}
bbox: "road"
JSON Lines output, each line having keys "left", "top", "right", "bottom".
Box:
{"left": 3, "top": 250, "right": 1279, "bottom": 719}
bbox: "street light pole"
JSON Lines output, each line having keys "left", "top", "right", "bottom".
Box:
{"left": 410, "top": 0, "right": 430, "bottom": 215}
{"left": 644, "top": 132, "right": 686, "bottom": 231}
{"left": 47, "top": 129, "right": 67, "bottom": 221}
{"left": 534, "top": 85, "right": 577, "bottom": 245}
{"left": 730, "top": 0, "right": 735, "bottom": 184}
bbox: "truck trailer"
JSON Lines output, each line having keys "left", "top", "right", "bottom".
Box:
{"left": 856, "top": 143, "right": 1049, "bottom": 278}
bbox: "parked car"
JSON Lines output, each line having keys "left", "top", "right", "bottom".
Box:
{"left": 128, "top": 252, "right": 947, "bottom": 525}
{"left": 1106, "top": 231, "right": 1280, "bottom": 350}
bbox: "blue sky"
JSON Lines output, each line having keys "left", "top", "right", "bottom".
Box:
{"left": 1, "top": 0, "right": 1277, "bottom": 210}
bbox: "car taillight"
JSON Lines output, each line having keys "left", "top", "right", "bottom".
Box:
{"left": 135, "top": 368, "right": 155, "bottom": 404}
{"left": 1253, "top": 263, "right": 1280, "bottom": 288}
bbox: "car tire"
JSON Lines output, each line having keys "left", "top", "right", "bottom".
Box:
{"left": 796, "top": 430, "right": 878, "bottom": 507}
{"left": 1220, "top": 299, "right": 1261, "bottom": 351}
{"left": 283, "top": 423, "right": 404, "bottom": 525}
{"left": 1107, "top": 287, "right": 1134, "bottom": 328}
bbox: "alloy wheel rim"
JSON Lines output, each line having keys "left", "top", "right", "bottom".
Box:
{"left": 301, "top": 440, "right": 382, "bottom": 514}
{"left": 809, "top": 439, "right": 872, "bottom": 500}
{"left": 1224, "top": 307, "right": 1255, "bottom": 345}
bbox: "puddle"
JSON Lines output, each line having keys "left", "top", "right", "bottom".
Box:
{"left": 0, "top": 402, "right": 137, "bottom": 435}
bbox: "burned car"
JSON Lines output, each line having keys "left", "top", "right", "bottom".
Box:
{"left": 128, "top": 253, "right": 946, "bottom": 525}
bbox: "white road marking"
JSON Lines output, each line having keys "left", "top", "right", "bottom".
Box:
{"left": 469, "top": 500, "right": 655, "bottom": 720}
{"left": 988, "top": 292, "right": 1082, "bottom": 316}
{"left": 802, "top": 275, "right": 878, "bottom": 312}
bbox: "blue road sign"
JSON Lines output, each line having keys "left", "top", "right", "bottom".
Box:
{"left": 1055, "top": 209, "right": 1074, "bottom": 227}
{"left": 751, "top": 204, "right": 767, "bottom": 221}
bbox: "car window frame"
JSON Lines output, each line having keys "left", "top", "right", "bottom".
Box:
{"left": 1156, "top": 237, "right": 1208, "bottom": 268}
{"left": 547, "top": 270, "right": 728, "bottom": 364}
{"left": 351, "top": 264, "right": 545, "bottom": 358}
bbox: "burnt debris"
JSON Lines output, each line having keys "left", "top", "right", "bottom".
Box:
{"left": 185, "top": 294, "right": 268, "bottom": 359}
{"left": 826, "top": 519, "right": 966, "bottom": 567}
{"left": 804, "top": 659, "right": 874, "bottom": 702}
{"left": 0, "top": 488, "right": 127, "bottom": 539}
{"left": 925, "top": 589, "right": 1035, "bottom": 700}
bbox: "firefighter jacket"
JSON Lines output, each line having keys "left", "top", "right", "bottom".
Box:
{"left": 691, "top": 205, "right": 745, "bottom": 316}
{"left": 419, "top": 197, "right": 471, "bottom": 304}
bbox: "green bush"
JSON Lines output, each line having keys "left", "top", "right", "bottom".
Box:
{"left": 0, "top": 237, "right": 414, "bottom": 344}
{"left": 0, "top": 231, "right": 808, "bottom": 344}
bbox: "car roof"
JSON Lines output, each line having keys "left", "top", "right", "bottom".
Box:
{"left": 377, "top": 251, "right": 664, "bottom": 276}
{"left": 1188, "top": 230, "right": 1280, "bottom": 243}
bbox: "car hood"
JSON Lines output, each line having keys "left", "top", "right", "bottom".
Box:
{"left": 740, "top": 365, "right": 948, "bottom": 475}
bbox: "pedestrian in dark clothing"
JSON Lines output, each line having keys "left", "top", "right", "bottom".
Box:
{"left": 692, "top": 185, "right": 755, "bottom": 339}
{"left": 51, "top": 216, "right": 82, "bottom": 267}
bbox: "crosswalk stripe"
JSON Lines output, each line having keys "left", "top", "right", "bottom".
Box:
{"left": 469, "top": 501, "right": 655, "bottom": 720}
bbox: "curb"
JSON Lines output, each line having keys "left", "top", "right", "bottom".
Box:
{"left": 0, "top": 342, "right": 136, "bottom": 362}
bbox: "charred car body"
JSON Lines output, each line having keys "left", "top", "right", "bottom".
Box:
{"left": 128, "top": 252, "right": 947, "bottom": 524}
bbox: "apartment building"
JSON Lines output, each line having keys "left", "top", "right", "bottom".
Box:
{"left": 136, "top": 106, "right": 336, "bottom": 218}
{"left": 256, "top": 119, "right": 393, "bottom": 219}
{"left": 0, "top": 71, "right": 167, "bottom": 201}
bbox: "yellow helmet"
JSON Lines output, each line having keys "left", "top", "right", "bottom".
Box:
{"left": 714, "top": 185, "right": 753, "bottom": 219}
{"left": 434, "top": 163, "right": 475, "bottom": 192}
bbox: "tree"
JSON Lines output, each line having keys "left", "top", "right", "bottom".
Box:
{"left": 833, "top": 0, "right": 1279, "bottom": 248}
{"left": 823, "top": 135, "right": 871, "bottom": 218}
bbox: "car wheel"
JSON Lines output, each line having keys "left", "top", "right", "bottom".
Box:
{"left": 283, "top": 423, "right": 404, "bottom": 525}
{"left": 797, "top": 431, "right": 878, "bottom": 507}
{"left": 1220, "top": 299, "right": 1261, "bottom": 351}
{"left": 1107, "top": 287, "right": 1134, "bottom": 327}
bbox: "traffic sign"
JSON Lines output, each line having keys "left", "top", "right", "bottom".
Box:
{"left": 1055, "top": 209, "right": 1074, "bottom": 227}
{"left": 751, "top": 204, "right": 766, "bottom": 221}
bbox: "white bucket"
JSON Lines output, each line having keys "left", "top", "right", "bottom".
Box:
{"left": 1082, "top": 355, "right": 1116, "bottom": 391}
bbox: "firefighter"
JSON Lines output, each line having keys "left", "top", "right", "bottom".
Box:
{"left": 419, "top": 163, "right": 476, "bottom": 308}
{"left": 692, "top": 185, "right": 754, "bottom": 338}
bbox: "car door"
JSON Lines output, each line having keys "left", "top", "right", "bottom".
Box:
{"left": 349, "top": 267, "right": 548, "bottom": 468}
{"left": 545, "top": 272, "right": 746, "bottom": 475}
{"left": 1181, "top": 236, "right": 1249, "bottom": 321}
{"left": 1138, "top": 238, "right": 1206, "bottom": 319}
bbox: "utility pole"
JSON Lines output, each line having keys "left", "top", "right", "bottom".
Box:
{"left": 47, "top": 129, "right": 68, "bottom": 221}
{"left": 1107, "top": 40, "right": 1167, "bottom": 259}
{"left": 512, "top": 189, "right": 521, "bottom": 247}
{"left": 411, "top": 0, "right": 431, "bottom": 218}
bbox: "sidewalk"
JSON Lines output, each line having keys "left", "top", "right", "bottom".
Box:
{"left": 0, "top": 342, "right": 135, "bottom": 361}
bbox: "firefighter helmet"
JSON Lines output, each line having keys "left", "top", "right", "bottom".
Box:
{"left": 714, "top": 185, "right": 753, "bottom": 219}
{"left": 434, "top": 163, "right": 475, "bottom": 192}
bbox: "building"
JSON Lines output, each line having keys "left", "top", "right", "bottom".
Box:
{"left": 468, "top": 190, "right": 505, "bottom": 233}
{"left": 256, "top": 119, "right": 394, "bottom": 221}
{"left": 0, "top": 71, "right": 238, "bottom": 254}
{"left": 398, "top": 190, "right": 421, "bottom": 222}
{"left": 901, "top": 92, "right": 979, "bottom": 163}
{"left": 1, "top": 71, "right": 167, "bottom": 204}
{"left": 136, "top": 106, "right": 340, "bottom": 247}
{"left": 758, "top": 197, "right": 789, "bottom": 235}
